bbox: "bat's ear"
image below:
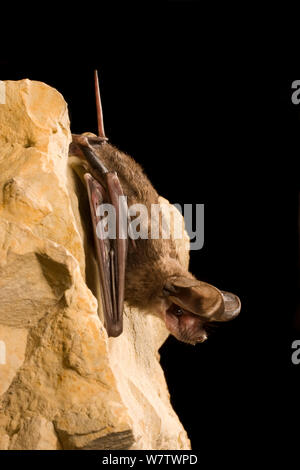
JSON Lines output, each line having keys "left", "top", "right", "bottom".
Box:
{"left": 164, "top": 276, "right": 241, "bottom": 322}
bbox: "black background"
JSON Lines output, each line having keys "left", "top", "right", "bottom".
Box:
{"left": 0, "top": 1, "right": 299, "bottom": 462}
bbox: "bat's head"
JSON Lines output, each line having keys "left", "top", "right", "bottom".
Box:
{"left": 162, "top": 276, "right": 240, "bottom": 345}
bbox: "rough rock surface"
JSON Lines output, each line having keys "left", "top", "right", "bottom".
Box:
{"left": 0, "top": 80, "right": 191, "bottom": 450}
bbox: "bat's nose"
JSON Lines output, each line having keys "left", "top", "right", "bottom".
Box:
{"left": 196, "top": 332, "right": 208, "bottom": 343}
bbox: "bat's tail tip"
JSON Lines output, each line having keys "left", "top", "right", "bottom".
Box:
{"left": 94, "top": 69, "right": 106, "bottom": 139}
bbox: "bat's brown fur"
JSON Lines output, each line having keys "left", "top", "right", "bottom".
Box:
{"left": 71, "top": 136, "right": 240, "bottom": 344}
{"left": 83, "top": 142, "right": 195, "bottom": 306}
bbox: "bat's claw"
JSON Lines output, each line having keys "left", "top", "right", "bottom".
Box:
{"left": 72, "top": 133, "right": 108, "bottom": 147}
{"left": 71, "top": 133, "right": 89, "bottom": 147}
{"left": 106, "top": 322, "right": 123, "bottom": 338}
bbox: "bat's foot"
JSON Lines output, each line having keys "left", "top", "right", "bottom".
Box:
{"left": 69, "top": 135, "right": 88, "bottom": 159}
{"left": 72, "top": 133, "right": 89, "bottom": 147}
{"left": 70, "top": 134, "right": 109, "bottom": 176}
{"left": 72, "top": 133, "right": 108, "bottom": 147}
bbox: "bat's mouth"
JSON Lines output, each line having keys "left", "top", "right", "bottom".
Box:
{"left": 165, "top": 303, "right": 208, "bottom": 345}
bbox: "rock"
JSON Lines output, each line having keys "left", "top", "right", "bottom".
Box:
{"left": 0, "top": 325, "right": 28, "bottom": 396}
{"left": 0, "top": 79, "right": 191, "bottom": 450}
{"left": 0, "top": 432, "right": 10, "bottom": 450}
{"left": 9, "top": 416, "right": 61, "bottom": 450}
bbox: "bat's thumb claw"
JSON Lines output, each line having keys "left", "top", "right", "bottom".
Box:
{"left": 106, "top": 322, "right": 123, "bottom": 338}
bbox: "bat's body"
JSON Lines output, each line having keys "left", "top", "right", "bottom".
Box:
{"left": 69, "top": 72, "right": 241, "bottom": 344}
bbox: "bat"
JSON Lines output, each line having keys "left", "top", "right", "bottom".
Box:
{"left": 69, "top": 71, "right": 241, "bottom": 344}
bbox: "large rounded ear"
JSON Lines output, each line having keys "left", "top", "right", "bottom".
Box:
{"left": 164, "top": 277, "right": 240, "bottom": 322}
{"left": 164, "top": 276, "right": 200, "bottom": 292}
{"left": 219, "top": 290, "right": 241, "bottom": 321}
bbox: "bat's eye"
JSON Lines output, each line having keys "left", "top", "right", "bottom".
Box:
{"left": 174, "top": 307, "right": 183, "bottom": 316}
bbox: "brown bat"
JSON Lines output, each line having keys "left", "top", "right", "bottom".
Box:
{"left": 70, "top": 71, "right": 241, "bottom": 344}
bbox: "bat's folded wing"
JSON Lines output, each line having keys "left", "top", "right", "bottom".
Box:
{"left": 84, "top": 172, "right": 127, "bottom": 337}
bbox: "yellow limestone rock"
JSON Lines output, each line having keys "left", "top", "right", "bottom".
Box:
{"left": 0, "top": 80, "right": 191, "bottom": 450}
